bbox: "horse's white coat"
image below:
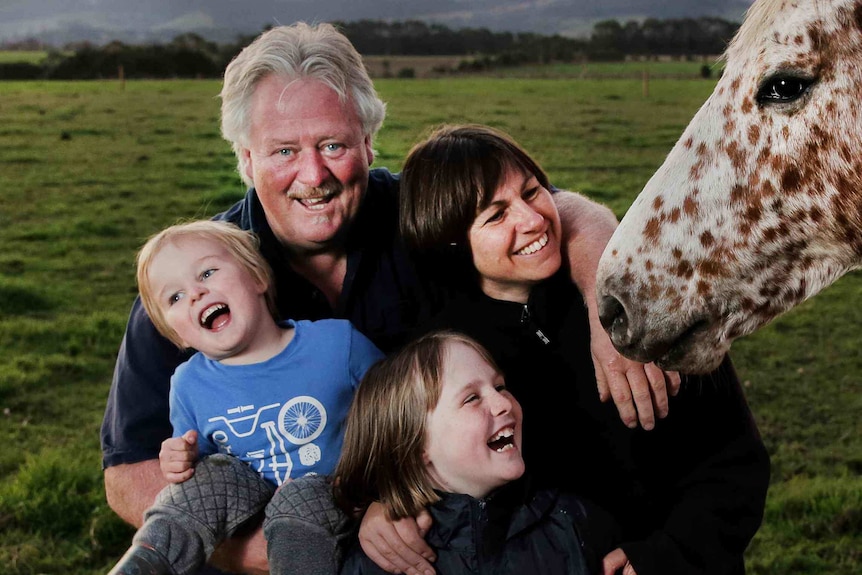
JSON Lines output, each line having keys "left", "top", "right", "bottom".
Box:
{"left": 596, "top": 0, "right": 862, "bottom": 373}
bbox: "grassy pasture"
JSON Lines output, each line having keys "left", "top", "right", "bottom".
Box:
{"left": 0, "top": 76, "right": 859, "bottom": 574}
{"left": 0, "top": 50, "right": 50, "bottom": 64}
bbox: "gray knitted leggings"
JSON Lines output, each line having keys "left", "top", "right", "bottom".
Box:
{"left": 134, "top": 454, "right": 351, "bottom": 575}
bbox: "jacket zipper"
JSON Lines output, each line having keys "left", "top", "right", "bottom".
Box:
{"left": 520, "top": 304, "right": 550, "bottom": 345}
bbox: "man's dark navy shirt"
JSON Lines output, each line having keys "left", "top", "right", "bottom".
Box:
{"left": 101, "top": 168, "right": 433, "bottom": 468}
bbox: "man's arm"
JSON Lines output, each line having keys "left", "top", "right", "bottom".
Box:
{"left": 104, "top": 460, "right": 167, "bottom": 528}
{"left": 552, "top": 190, "right": 680, "bottom": 430}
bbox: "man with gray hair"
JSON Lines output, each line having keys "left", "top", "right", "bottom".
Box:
{"left": 102, "top": 22, "right": 675, "bottom": 575}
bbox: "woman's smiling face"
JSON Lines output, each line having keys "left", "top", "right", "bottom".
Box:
{"left": 468, "top": 165, "right": 562, "bottom": 303}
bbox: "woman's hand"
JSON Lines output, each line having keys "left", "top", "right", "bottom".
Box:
{"left": 590, "top": 325, "right": 681, "bottom": 430}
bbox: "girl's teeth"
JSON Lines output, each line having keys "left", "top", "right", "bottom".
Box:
{"left": 488, "top": 427, "right": 516, "bottom": 451}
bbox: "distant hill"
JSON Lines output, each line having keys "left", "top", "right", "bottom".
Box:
{"left": 0, "top": 0, "right": 753, "bottom": 46}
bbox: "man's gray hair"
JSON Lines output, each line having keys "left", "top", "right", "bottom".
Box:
{"left": 220, "top": 22, "right": 387, "bottom": 186}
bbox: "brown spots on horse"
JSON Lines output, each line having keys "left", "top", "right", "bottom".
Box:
{"left": 730, "top": 76, "right": 741, "bottom": 96}
{"left": 712, "top": 245, "right": 738, "bottom": 264}
{"left": 794, "top": 34, "right": 804, "bottom": 45}
{"left": 675, "top": 259, "right": 694, "bottom": 279}
{"left": 672, "top": 247, "right": 683, "bottom": 260}
{"left": 700, "top": 231, "right": 715, "bottom": 248}
{"left": 789, "top": 208, "right": 808, "bottom": 226}
{"left": 645, "top": 260, "right": 653, "bottom": 272}
{"left": 809, "top": 124, "right": 830, "bottom": 153}
{"left": 668, "top": 207, "right": 681, "bottom": 223}
{"left": 808, "top": 25, "right": 823, "bottom": 52}
{"left": 724, "top": 140, "right": 746, "bottom": 170}
{"left": 730, "top": 184, "right": 747, "bottom": 205}
{"left": 696, "top": 280, "right": 712, "bottom": 296}
{"left": 832, "top": 170, "right": 862, "bottom": 204}
{"left": 741, "top": 98, "right": 753, "bottom": 115}
{"left": 652, "top": 196, "right": 664, "bottom": 211}
{"left": 683, "top": 195, "right": 699, "bottom": 218}
{"left": 643, "top": 217, "right": 662, "bottom": 241}
{"left": 781, "top": 166, "right": 802, "bottom": 193}
{"left": 838, "top": 143, "right": 854, "bottom": 165}
{"left": 683, "top": 136, "right": 694, "bottom": 149}
{"left": 792, "top": 52, "right": 818, "bottom": 70}
{"left": 756, "top": 147, "right": 773, "bottom": 171}
{"left": 697, "top": 259, "right": 722, "bottom": 277}
{"left": 691, "top": 141, "right": 711, "bottom": 180}
{"left": 724, "top": 118, "right": 737, "bottom": 135}
{"left": 648, "top": 283, "right": 664, "bottom": 300}
{"left": 747, "top": 123, "right": 760, "bottom": 144}
{"left": 762, "top": 222, "right": 791, "bottom": 243}
{"left": 621, "top": 270, "right": 634, "bottom": 285}
{"left": 769, "top": 152, "right": 785, "bottom": 173}
{"left": 744, "top": 203, "right": 763, "bottom": 224}
{"left": 809, "top": 206, "right": 823, "bottom": 225}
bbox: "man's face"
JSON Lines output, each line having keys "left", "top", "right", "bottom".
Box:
{"left": 241, "top": 75, "right": 374, "bottom": 253}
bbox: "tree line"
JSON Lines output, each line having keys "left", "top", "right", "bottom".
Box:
{"left": 0, "top": 17, "right": 740, "bottom": 80}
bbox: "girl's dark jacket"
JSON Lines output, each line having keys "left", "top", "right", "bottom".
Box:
{"left": 339, "top": 478, "right": 620, "bottom": 575}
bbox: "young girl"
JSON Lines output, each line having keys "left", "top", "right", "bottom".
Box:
{"left": 335, "top": 330, "right": 619, "bottom": 574}
{"left": 108, "top": 220, "right": 383, "bottom": 575}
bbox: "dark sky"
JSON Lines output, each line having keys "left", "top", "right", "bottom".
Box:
{"left": 0, "top": 0, "right": 756, "bottom": 43}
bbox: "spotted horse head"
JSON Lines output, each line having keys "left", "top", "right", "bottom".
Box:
{"left": 597, "top": 0, "right": 862, "bottom": 373}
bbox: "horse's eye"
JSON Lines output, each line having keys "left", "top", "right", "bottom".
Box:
{"left": 756, "top": 75, "right": 814, "bottom": 105}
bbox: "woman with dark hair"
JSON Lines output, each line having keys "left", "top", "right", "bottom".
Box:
{"left": 358, "top": 124, "right": 770, "bottom": 575}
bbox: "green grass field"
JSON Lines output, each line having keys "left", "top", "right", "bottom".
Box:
{"left": 0, "top": 50, "right": 50, "bottom": 64}
{"left": 0, "top": 76, "right": 859, "bottom": 574}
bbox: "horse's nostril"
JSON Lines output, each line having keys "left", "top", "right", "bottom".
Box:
{"left": 598, "top": 294, "right": 628, "bottom": 337}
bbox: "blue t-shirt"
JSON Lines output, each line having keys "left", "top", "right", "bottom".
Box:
{"left": 170, "top": 319, "right": 383, "bottom": 485}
